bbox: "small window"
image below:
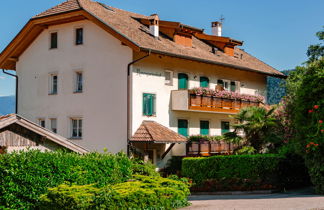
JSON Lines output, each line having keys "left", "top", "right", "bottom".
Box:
{"left": 200, "top": 77, "right": 209, "bottom": 88}
{"left": 200, "top": 120, "right": 209, "bottom": 135}
{"left": 221, "top": 121, "right": 230, "bottom": 135}
{"left": 49, "top": 74, "right": 58, "bottom": 95}
{"left": 143, "top": 93, "right": 156, "bottom": 116}
{"left": 178, "top": 73, "right": 188, "bottom": 89}
{"left": 75, "top": 72, "right": 83, "bottom": 93}
{"left": 38, "top": 119, "right": 46, "bottom": 128}
{"left": 50, "top": 118, "right": 57, "bottom": 133}
{"left": 178, "top": 119, "right": 188, "bottom": 137}
{"left": 50, "top": 32, "right": 58, "bottom": 49}
{"left": 75, "top": 28, "right": 83, "bottom": 45}
{"left": 71, "top": 118, "right": 82, "bottom": 138}
{"left": 230, "top": 81, "right": 236, "bottom": 92}
{"left": 165, "top": 70, "right": 173, "bottom": 86}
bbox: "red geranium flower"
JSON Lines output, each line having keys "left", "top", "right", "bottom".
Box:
{"left": 314, "top": 105, "right": 319, "bottom": 109}
{"left": 309, "top": 110, "right": 314, "bottom": 113}
{"left": 320, "top": 120, "right": 323, "bottom": 124}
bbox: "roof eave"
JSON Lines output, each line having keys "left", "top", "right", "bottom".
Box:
{"left": 140, "top": 47, "right": 286, "bottom": 79}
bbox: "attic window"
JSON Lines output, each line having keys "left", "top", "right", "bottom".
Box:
{"left": 98, "top": 2, "right": 114, "bottom": 11}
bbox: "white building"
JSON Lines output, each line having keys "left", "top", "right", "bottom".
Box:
{"left": 0, "top": 0, "right": 285, "bottom": 166}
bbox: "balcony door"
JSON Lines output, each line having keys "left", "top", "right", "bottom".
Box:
{"left": 178, "top": 73, "right": 188, "bottom": 89}
{"left": 200, "top": 76, "right": 209, "bottom": 88}
{"left": 178, "top": 119, "right": 188, "bottom": 137}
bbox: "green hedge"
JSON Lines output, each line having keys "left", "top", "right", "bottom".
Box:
{"left": 39, "top": 175, "right": 191, "bottom": 210}
{"left": 182, "top": 154, "right": 282, "bottom": 185}
{"left": 0, "top": 150, "right": 133, "bottom": 209}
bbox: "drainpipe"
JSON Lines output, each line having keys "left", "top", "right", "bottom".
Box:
{"left": 127, "top": 51, "right": 151, "bottom": 156}
{"left": 2, "top": 69, "right": 18, "bottom": 114}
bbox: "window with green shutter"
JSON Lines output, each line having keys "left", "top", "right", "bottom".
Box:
{"left": 178, "top": 119, "right": 188, "bottom": 137}
{"left": 221, "top": 121, "right": 230, "bottom": 135}
{"left": 200, "top": 77, "right": 209, "bottom": 88}
{"left": 178, "top": 73, "right": 188, "bottom": 89}
{"left": 230, "top": 81, "right": 236, "bottom": 92}
{"left": 143, "top": 93, "right": 156, "bottom": 116}
{"left": 200, "top": 120, "right": 209, "bottom": 135}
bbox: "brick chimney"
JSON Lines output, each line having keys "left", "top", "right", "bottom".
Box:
{"left": 149, "top": 14, "right": 159, "bottom": 38}
{"left": 212, "top": 21, "right": 222, "bottom": 37}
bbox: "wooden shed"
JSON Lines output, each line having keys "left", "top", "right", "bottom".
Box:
{"left": 0, "top": 114, "right": 88, "bottom": 154}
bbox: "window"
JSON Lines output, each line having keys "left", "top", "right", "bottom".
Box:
{"left": 200, "top": 120, "right": 209, "bottom": 135}
{"left": 178, "top": 73, "right": 188, "bottom": 89}
{"left": 71, "top": 118, "right": 82, "bottom": 138}
{"left": 50, "top": 118, "right": 57, "bottom": 133}
{"left": 178, "top": 119, "right": 188, "bottom": 137}
{"left": 75, "top": 72, "right": 83, "bottom": 93}
{"left": 49, "top": 74, "right": 58, "bottom": 95}
{"left": 217, "top": 79, "right": 240, "bottom": 93}
{"left": 50, "top": 32, "right": 58, "bottom": 49}
{"left": 165, "top": 70, "right": 173, "bottom": 86}
{"left": 143, "top": 93, "right": 156, "bottom": 116}
{"left": 75, "top": 28, "right": 83, "bottom": 45}
{"left": 200, "top": 77, "right": 209, "bottom": 88}
{"left": 230, "top": 81, "right": 236, "bottom": 92}
{"left": 221, "top": 121, "right": 230, "bottom": 135}
{"left": 38, "top": 119, "right": 45, "bottom": 128}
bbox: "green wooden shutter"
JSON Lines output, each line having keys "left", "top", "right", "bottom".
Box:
{"left": 230, "top": 81, "right": 236, "bottom": 92}
{"left": 221, "top": 121, "right": 230, "bottom": 135}
{"left": 178, "top": 119, "right": 188, "bottom": 137}
{"left": 200, "top": 121, "right": 209, "bottom": 135}
{"left": 178, "top": 73, "right": 188, "bottom": 89}
{"left": 143, "top": 93, "right": 156, "bottom": 116}
{"left": 200, "top": 77, "right": 209, "bottom": 88}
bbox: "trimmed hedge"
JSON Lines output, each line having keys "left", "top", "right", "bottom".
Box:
{"left": 39, "top": 175, "right": 191, "bottom": 210}
{"left": 0, "top": 150, "right": 133, "bottom": 209}
{"left": 182, "top": 154, "right": 282, "bottom": 184}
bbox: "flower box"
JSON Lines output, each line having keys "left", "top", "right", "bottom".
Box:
{"left": 190, "top": 94, "right": 202, "bottom": 106}
{"left": 201, "top": 96, "right": 212, "bottom": 108}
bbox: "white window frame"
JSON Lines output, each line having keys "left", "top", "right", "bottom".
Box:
{"left": 49, "top": 31, "right": 58, "bottom": 50}
{"left": 70, "top": 118, "right": 83, "bottom": 139}
{"left": 74, "top": 71, "right": 83, "bottom": 93}
{"left": 38, "top": 118, "right": 46, "bottom": 128}
{"left": 75, "top": 27, "right": 84, "bottom": 46}
{"left": 50, "top": 118, "right": 57, "bottom": 133}
{"left": 165, "top": 70, "right": 173, "bottom": 86}
{"left": 49, "top": 73, "right": 58, "bottom": 95}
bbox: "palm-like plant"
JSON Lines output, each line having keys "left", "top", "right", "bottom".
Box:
{"left": 227, "top": 106, "right": 280, "bottom": 153}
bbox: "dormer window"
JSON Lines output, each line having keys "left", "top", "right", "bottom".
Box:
{"left": 75, "top": 28, "right": 83, "bottom": 45}
{"left": 50, "top": 32, "right": 58, "bottom": 49}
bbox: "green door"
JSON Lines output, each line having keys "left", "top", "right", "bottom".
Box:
{"left": 178, "top": 73, "right": 188, "bottom": 89}
{"left": 200, "top": 120, "right": 209, "bottom": 135}
{"left": 178, "top": 119, "right": 188, "bottom": 137}
{"left": 200, "top": 77, "right": 209, "bottom": 88}
{"left": 221, "top": 121, "right": 230, "bottom": 135}
{"left": 143, "top": 93, "right": 156, "bottom": 116}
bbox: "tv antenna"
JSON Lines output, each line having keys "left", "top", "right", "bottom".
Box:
{"left": 220, "top": 15, "right": 225, "bottom": 23}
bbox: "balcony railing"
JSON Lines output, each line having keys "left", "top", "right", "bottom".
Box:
{"left": 171, "top": 90, "right": 261, "bottom": 114}
{"left": 186, "top": 140, "right": 237, "bottom": 156}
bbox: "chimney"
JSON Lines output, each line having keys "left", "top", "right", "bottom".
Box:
{"left": 149, "top": 14, "right": 159, "bottom": 38}
{"left": 212, "top": 21, "right": 222, "bottom": 36}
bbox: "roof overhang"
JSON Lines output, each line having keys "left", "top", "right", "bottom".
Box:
{"left": 0, "top": 9, "right": 140, "bottom": 70}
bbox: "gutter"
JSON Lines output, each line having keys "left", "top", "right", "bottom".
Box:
{"left": 2, "top": 69, "right": 18, "bottom": 114}
{"left": 126, "top": 51, "right": 151, "bottom": 156}
{"left": 140, "top": 47, "right": 287, "bottom": 79}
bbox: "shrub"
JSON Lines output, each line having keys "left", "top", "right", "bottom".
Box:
{"left": 0, "top": 150, "right": 133, "bottom": 209}
{"left": 182, "top": 154, "right": 283, "bottom": 190}
{"left": 39, "top": 184, "right": 100, "bottom": 210}
{"left": 235, "top": 146, "right": 256, "bottom": 155}
{"left": 131, "top": 160, "right": 160, "bottom": 177}
{"left": 39, "top": 175, "right": 191, "bottom": 210}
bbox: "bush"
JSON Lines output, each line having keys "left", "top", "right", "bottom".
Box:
{"left": 0, "top": 150, "right": 133, "bottom": 209}
{"left": 182, "top": 154, "right": 282, "bottom": 184}
{"left": 131, "top": 160, "right": 160, "bottom": 177}
{"left": 39, "top": 175, "right": 191, "bottom": 210}
{"left": 235, "top": 146, "right": 256, "bottom": 155}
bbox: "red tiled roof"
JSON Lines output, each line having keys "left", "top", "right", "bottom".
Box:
{"left": 1, "top": 0, "right": 285, "bottom": 78}
{"left": 130, "top": 121, "right": 187, "bottom": 143}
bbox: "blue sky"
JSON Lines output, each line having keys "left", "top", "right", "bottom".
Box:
{"left": 0, "top": 0, "right": 323, "bottom": 96}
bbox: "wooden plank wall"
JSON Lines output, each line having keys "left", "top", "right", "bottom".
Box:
{"left": 0, "top": 124, "right": 41, "bottom": 147}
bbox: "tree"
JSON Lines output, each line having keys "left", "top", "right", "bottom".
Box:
{"left": 307, "top": 27, "right": 324, "bottom": 63}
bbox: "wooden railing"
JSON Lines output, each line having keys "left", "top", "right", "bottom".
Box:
{"left": 189, "top": 94, "right": 260, "bottom": 114}
{"left": 186, "top": 140, "right": 237, "bottom": 156}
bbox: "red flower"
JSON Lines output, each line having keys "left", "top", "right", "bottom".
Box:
{"left": 319, "top": 120, "right": 323, "bottom": 124}
{"left": 309, "top": 109, "right": 314, "bottom": 113}
{"left": 314, "top": 105, "right": 319, "bottom": 109}
{"left": 321, "top": 129, "right": 324, "bottom": 133}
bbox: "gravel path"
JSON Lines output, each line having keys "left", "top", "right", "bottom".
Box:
{"left": 183, "top": 189, "right": 324, "bottom": 210}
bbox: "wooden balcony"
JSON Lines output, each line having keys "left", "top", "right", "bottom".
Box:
{"left": 171, "top": 90, "right": 261, "bottom": 114}
{"left": 186, "top": 140, "right": 237, "bottom": 156}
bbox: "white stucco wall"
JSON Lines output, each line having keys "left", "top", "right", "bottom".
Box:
{"left": 131, "top": 54, "right": 267, "bottom": 158}
{"left": 16, "top": 20, "right": 132, "bottom": 153}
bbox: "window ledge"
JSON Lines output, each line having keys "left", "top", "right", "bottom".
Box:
{"left": 48, "top": 93, "right": 58, "bottom": 96}
{"left": 73, "top": 91, "right": 83, "bottom": 94}
{"left": 69, "top": 137, "right": 83, "bottom": 140}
